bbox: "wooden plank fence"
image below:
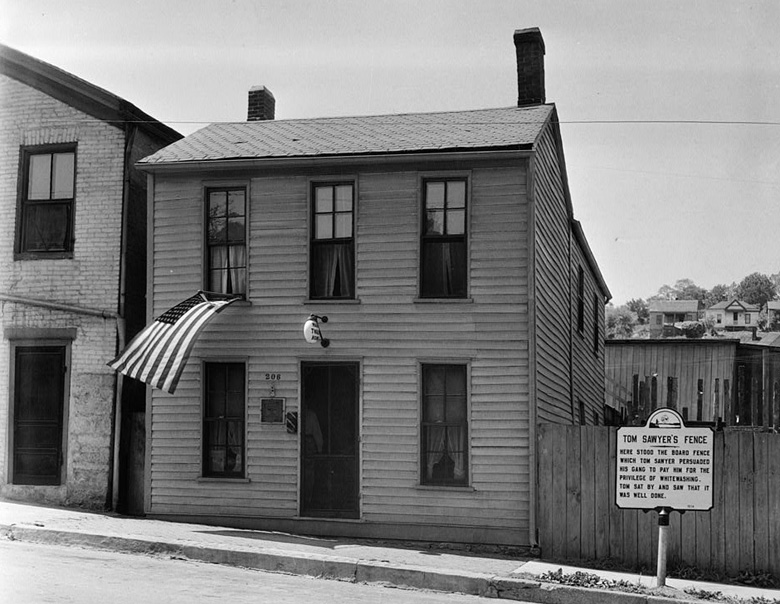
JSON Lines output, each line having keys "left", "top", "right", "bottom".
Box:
{"left": 537, "top": 424, "right": 780, "bottom": 577}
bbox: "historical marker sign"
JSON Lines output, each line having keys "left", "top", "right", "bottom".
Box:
{"left": 616, "top": 408, "right": 714, "bottom": 511}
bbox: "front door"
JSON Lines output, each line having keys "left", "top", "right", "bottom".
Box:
{"left": 13, "top": 346, "right": 66, "bottom": 485}
{"left": 301, "top": 362, "right": 358, "bottom": 518}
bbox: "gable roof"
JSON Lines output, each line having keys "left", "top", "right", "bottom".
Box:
{"left": 0, "top": 43, "right": 180, "bottom": 144}
{"left": 649, "top": 300, "right": 699, "bottom": 313}
{"left": 707, "top": 299, "right": 760, "bottom": 312}
{"left": 138, "top": 105, "right": 554, "bottom": 167}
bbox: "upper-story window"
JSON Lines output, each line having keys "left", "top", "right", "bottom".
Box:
{"left": 310, "top": 183, "right": 354, "bottom": 299}
{"left": 576, "top": 266, "right": 585, "bottom": 333}
{"left": 17, "top": 145, "right": 76, "bottom": 256}
{"left": 421, "top": 179, "right": 467, "bottom": 298}
{"left": 206, "top": 188, "right": 246, "bottom": 296}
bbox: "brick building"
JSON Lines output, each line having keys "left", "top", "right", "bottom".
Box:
{"left": 0, "top": 44, "right": 180, "bottom": 510}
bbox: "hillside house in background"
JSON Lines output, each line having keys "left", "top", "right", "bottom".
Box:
{"left": 133, "top": 28, "right": 610, "bottom": 548}
{"left": 705, "top": 299, "right": 761, "bottom": 332}
{"left": 0, "top": 45, "right": 181, "bottom": 511}
{"left": 648, "top": 299, "right": 700, "bottom": 337}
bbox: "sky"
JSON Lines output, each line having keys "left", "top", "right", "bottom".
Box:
{"left": 2, "top": 0, "right": 778, "bottom": 304}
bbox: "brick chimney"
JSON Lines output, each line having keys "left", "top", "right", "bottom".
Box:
{"left": 513, "top": 28, "right": 545, "bottom": 106}
{"left": 247, "top": 85, "right": 275, "bottom": 121}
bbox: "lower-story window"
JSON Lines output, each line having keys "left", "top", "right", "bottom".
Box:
{"left": 203, "top": 362, "right": 245, "bottom": 478}
{"left": 421, "top": 363, "right": 468, "bottom": 486}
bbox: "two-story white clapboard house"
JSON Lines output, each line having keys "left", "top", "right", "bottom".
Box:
{"left": 136, "top": 29, "right": 610, "bottom": 547}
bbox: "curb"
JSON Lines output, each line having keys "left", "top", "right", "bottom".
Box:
{"left": 1, "top": 524, "right": 693, "bottom": 603}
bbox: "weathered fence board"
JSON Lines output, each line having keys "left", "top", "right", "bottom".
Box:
{"left": 537, "top": 425, "right": 780, "bottom": 577}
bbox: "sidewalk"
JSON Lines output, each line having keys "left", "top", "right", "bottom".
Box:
{"left": 1, "top": 500, "right": 777, "bottom": 603}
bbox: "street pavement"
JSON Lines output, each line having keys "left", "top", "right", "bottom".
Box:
{"left": 1, "top": 499, "right": 778, "bottom": 603}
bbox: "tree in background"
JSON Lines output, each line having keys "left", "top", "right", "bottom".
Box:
{"left": 625, "top": 298, "right": 649, "bottom": 324}
{"left": 735, "top": 272, "right": 777, "bottom": 308}
{"left": 606, "top": 304, "right": 638, "bottom": 339}
{"left": 704, "top": 283, "right": 733, "bottom": 308}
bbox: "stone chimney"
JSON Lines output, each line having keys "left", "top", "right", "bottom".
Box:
{"left": 247, "top": 85, "right": 275, "bottom": 121}
{"left": 513, "top": 28, "right": 545, "bottom": 106}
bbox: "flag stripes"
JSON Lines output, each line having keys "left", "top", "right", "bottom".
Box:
{"left": 108, "top": 292, "right": 237, "bottom": 394}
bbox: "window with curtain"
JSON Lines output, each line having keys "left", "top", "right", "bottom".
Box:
{"left": 17, "top": 145, "right": 76, "bottom": 256}
{"left": 310, "top": 183, "right": 354, "bottom": 299}
{"left": 206, "top": 188, "right": 246, "bottom": 296}
{"left": 421, "top": 179, "right": 467, "bottom": 298}
{"left": 421, "top": 364, "right": 468, "bottom": 486}
{"left": 203, "top": 362, "right": 245, "bottom": 478}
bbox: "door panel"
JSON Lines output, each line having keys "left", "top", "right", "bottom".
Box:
{"left": 13, "top": 347, "right": 66, "bottom": 485}
{"left": 301, "top": 362, "right": 358, "bottom": 518}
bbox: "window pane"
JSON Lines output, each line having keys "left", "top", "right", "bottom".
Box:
{"left": 209, "top": 191, "right": 227, "bottom": 217}
{"left": 208, "top": 216, "right": 226, "bottom": 243}
{"left": 421, "top": 240, "right": 466, "bottom": 298}
{"left": 335, "top": 213, "right": 352, "bottom": 238}
{"left": 315, "top": 186, "right": 333, "bottom": 213}
{"left": 315, "top": 214, "right": 332, "bottom": 239}
{"left": 446, "top": 366, "right": 466, "bottom": 397}
{"left": 447, "top": 395, "right": 467, "bottom": 422}
{"left": 447, "top": 181, "right": 466, "bottom": 208}
{"left": 208, "top": 446, "right": 225, "bottom": 473}
{"left": 206, "top": 390, "right": 225, "bottom": 418}
{"left": 23, "top": 203, "right": 69, "bottom": 252}
{"left": 28, "top": 154, "right": 52, "bottom": 200}
{"left": 52, "top": 153, "right": 75, "bottom": 198}
{"left": 335, "top": 185, "right": 352, "bottom": 212}
{"left": 208, "top": 422, "right": 226, "bottom": 446}
{"left": 226, "top": 447, "right": 242, "bottom": 473}
{"left": 227, "top": 190, "right": 245, "bottom": 218}
{"left": 426, "top": 182, "right": 445, "bottom": 209}
{"left": 226, "top": 216, "right": 244, "bottom": 242}
{"left": 424, "top": 365, "right": 445, "bottom": 395}
{"left": 227, "top": 392, "right": 244, "bottom": 418}
{"left": 425, "top": 209, "right": 444, "bottom": 235}
{"left": 446, "top": 209, "right": 465, "bottom": 235}
{"left": 311, "top": 242, "right": 354, "bottom": 298}
{"left": 424, "top": 395, "right": 445, "bottom": 422}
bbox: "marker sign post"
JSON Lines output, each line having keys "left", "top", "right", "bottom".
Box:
{"left": 616, "top": 408, "right": 714, "bottom": 587}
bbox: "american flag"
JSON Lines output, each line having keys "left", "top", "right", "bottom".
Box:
{"left": 108, "top": 291, "right": 238, "bottom": 394}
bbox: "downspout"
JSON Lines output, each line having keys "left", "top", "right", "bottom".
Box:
{"left": 109, "top": 123, "right": 137, "bottom": 511}
{"left": 0, "top": 293, "right": 119, "bottom": 319}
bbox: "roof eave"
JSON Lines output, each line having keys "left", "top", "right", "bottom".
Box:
{"left": 136, "top": 146, "right": 534, "bottom": 172}
{"left": 571, "top": 219, "right": 612, "bottom": 301}
{"left": 0, "top": 43, "right": 181, "bottom": 144}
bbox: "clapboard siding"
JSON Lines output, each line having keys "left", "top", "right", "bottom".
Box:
{"left": 532, "top": 125, "right": 575, "bottom": 424}
{"left": 570, "top": 233, "right": 606, "bottom": 423}
{"left": 148, "top": 158, "right": 533, "bottom": 544}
